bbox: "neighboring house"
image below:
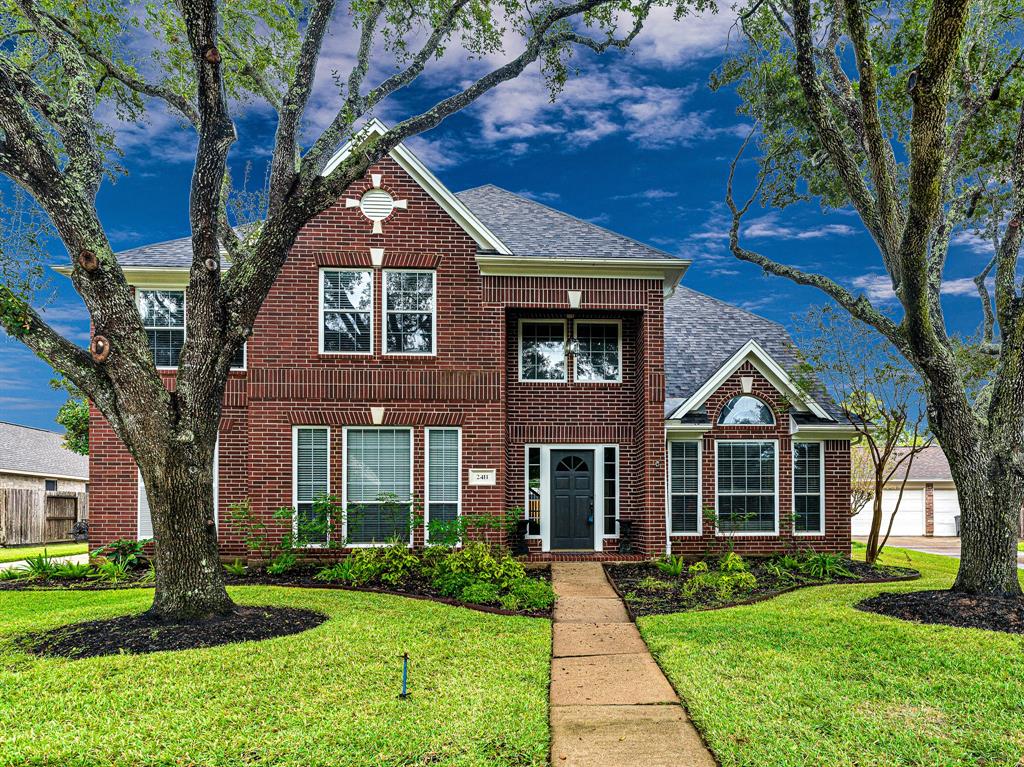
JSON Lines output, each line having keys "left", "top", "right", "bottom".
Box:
{"left": 78, "top": 120, "right": 856, "bottom": 560}
{"left": 850, "top": 444, "right": 1024, "bottom": 538}
{"left": 0, "top": 421, "right": 89, "bottom": 545}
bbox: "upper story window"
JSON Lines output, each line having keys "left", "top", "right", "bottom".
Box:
{"left": 519, "top": 320, "right": 567, "bottom": 381}
{"left": 139, "top": 289, "right": 185, "bottom": 368}
{"left": 384, "top": 271, "right": 435, "bottom": 354}
{"left": 137, "top": 288, "right": 244, "bottom": 370}
{"left": 574, "top": 321, "right": 622, "bottom": 383}
{"left": 718, "top": 395, "right": 775, "bottom": 426}
{"left": 321, "top": 269, "right": 373, "bottom": 354}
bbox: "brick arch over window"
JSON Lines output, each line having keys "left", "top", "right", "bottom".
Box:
{"left": 717, "top": 394, "right": 776, "bottom": 426}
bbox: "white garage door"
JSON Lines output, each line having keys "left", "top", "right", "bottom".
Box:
{"left": 933, "top": 489, "right": 960, "bottom": 536}
{"left": 851, "top": 488, "right": 925, "bottom": 536}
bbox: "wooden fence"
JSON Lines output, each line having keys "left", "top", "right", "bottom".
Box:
{"left": 0, "top": 490, "right": 88, "bottom": 546}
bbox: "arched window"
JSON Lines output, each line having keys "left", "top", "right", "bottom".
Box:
{"left": 718, "top": 395, "right": 775, "bottom": 426}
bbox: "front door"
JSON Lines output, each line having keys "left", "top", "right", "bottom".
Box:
{"left": 551, "top": 450, "right": 594, "bottom": 549}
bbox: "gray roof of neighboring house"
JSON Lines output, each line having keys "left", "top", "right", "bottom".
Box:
{"left": 115, "top": 235, "right": 195, "bottom": 268}
{"left": 455, "top": 185, "right": 677, "bottom": 261}
{"left": 662, "top": 286, "right": 844, "bottom": 421}
{"left": 0, "top": 422, "right": 89, "bottom": 480}
{"left": 858, "top": 445, "right": 953, "bottom": 482}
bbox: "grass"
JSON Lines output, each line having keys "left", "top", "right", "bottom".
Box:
{"left": 0, "top": 586, "right": 550, "bottom": 766}
{"left": 1018, "top": 541, "right": 1023, "bottom": 552}
{"left": 0, "top": 543, "right": 88, "bottom": 564}
{"left": 639, "top": 547, "right": 1024, "bottom": 767}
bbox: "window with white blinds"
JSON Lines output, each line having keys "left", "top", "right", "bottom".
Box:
{"left": 345, "top": 428, "right": 412, "bottom": 544}
{"left": 669, "top": 441, "right": 700, "bottom": 534}
{"left": 293, "top": 427, "right": 330, "bottom": 544}
{"left": 137, "top": 289, "right": 245, "bottom": 369}
{"left": 793, "top": 442, "right": 824, "bottom": 534}
{"left": 426, "top": 428, "right": 460, "bottom": 538}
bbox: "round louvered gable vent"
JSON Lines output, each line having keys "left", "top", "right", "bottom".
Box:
{"left": 360, "top": 189, "right": 395, "bottom": 221}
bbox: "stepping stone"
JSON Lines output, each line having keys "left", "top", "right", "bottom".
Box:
{"left": 551, "top": 654, "right": 678, "bottom": 706}
{"left": 551, "top": 704, "right": 717, "bottom": 767}
{"left": 554, "top": 596, "right": 629, "bottom": 624}
{"left": 552, "top": 622, "right": 648, "bottom": 658}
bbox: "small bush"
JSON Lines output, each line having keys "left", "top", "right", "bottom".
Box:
{"left": 90, "top": 560, "right": 130, "bottom": 583}
{"left": 459, "top": 579, "right": 502, "bottom": 605}
{"left": 500, "top": 578, "right": 555, "bottom": 611}
{"left": 655, "top": 555, "right": 686, "bottom": 577}
{"left": 718, "top": 552, "right": 748, "bottom": 573}
{"left": 762, "top": 561, "right": 796, "bottom": 581}
{"left": 52, "top": 562, "right": 94, "bottom": 579}
{"left": 91, "top": 539, "right": 148, "bottom": 567}
{"left": 427, "top": 542, "right": 525, "bottom": 589}
{"left": 0, "top": 567, "right": 28, "bottom": 581}
{"left": 22, "top": 552, "right": 57, "bottom": 579}
{"left": 432, "top": 570, "right": 476, "bottom": 597}
{"left": 224, "top": 558, "right": 247, "bottom": 577}
{"left": 342, "top": 543, "right": 419, "bottom": 586}
{"left": 683, "top": 571, "right": 758, "bottom": 601}
{"left": 139, "top": 563, "right": 156, "bottom": 584}
{"left": 776, "top": 554, "right": 802, "bottom": 571}
{"left": 688, "top": 560, "right": 709, "bottom": 574}
{"left": 314, "top": 559, "right": 356, "bottom": 583}
{"left": 799, "top": 552, "right": 853, "bottom": 580}
{"left": 266, "top": 552, "right": 297, "bottom": 575}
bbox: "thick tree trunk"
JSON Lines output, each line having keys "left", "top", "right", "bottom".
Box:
{"left": 949, "top": 450, "right": 1023, "bottom": 596}
{"left": 141, "top": 440, "right": 234, "bottom": 620}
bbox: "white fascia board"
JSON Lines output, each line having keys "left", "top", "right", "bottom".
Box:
{"left": 320, "top": 118, "right": 512, "bottom": 256}
{"left": 476, "top": 255, "right": 689, "bottom": 295}
{"left": 0, "top": 468, "right": 89, "bottom": 481}
{"left": 664, "top": 423, "right": 711, "bottom": 435}
{"left": 54, "top": 265, "right": 191, "bottom": 289}
{"left": 669, "top": 339, "right": 833, "bottom": 422}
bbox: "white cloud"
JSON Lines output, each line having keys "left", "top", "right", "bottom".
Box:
{"left": 951, "top": 230, "right": 992, "bottom": 255}
{"left": 940, "top": 277, "right": 982, "bottom": 297}
{"left": 743, "top": 213, "right": 855, "bottom": 240}
{"left": 632, "top": 7, "right": 738, "bottom": 67}
{"left": 852, "top": 274, "right": 896, "bottom": 301}
{"left": 612, "top": 189, "right": 678, "bottom": 201}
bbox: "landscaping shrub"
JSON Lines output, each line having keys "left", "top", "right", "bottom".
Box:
{"left": 52, "top": 562, "right": 93, "bottom": 579}
{"left": 91, "top": 538, "right": 148, "bottom": 567}
{"left": 499, "top": 578, "right": 555, "bottom": 611}
{"left": 799, "top": 552, "right": 853, "bottom": 580}
{"left": 427, "top": 542, "right": 525, "bottom": 589}
{"left": 432, "top": 570, "right": 476, "bottom": 597}
{"left": 21, "top": 552, "right": 57, "bottom": 579}
{"left": 341, "top": 543, "right": 420, "bottom": 586}
{"left": 459, "top": 580, "right": 502, "bottom": 605}
{"left": 266, "top": 552, "right": 297, "bottom": 575}
{"left": 718, "top": 552, "right": 747, "bottom": 573}
{"left": 683, "top": 571, "right": 759, "bottom": 601}
{"left": 90, "top": 560, "right": 130, "bottom": 583}
{"left": 655, "top": 554, "right": 686, "bottom": 577}
{"left": 688, "top": 560, "right": 709, "bottom": 574}
{"left": 224, "top": 558, "right": 247, "bottom": 576}
{"left": 0, "top": 567, "right": 26, "bottom": 581}
{"left": 638, "top": 575, "right": 673, "bottom": 591}
{"left": 314, "top": 559, "right": 356, "bottom": 583}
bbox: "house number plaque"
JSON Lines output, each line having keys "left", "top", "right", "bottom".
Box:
{"left": 468, "top": 469, "right": 497, "bottom": 486}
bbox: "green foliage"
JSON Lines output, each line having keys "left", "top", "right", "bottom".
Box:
{"left": 432, "top": 570, "right": 476, "bottom": 598}
{"left": 91, "top": 539, "right": 148, "bottom": 567}
{"left": 228, "top": 501, "right": 269, "bottom": 554}
{"left": 425, "top": 509, "right": 522, "bottom": 547}
{"left": 52, "top": 562, "right": 94, "bottom": 579}
{"left": 313, "top": 559, "right": 356, "bottom": 584}
{"left": 223, "top": 558, "right": 247, "bottom": 577}
{"left": 798, "top": 552, "right": 854, "bottom": 580}
{"left": 638, "top": 575, "right": 673, "bottom": 591}
{"left": 50, "top": 376, "right": 88, "bottom": 454}
{"left": 138, "top": 563, "right": 156, "bottom": 584}
{"left": 459, "top": 580, "right": 502, "bottom": 605}
{"left": 426, "top": 542, "right": 526, "bottom": 590}
{"left": 21, "top": 552, "right": 57, "bottom": 579}
{"left": 683, "top": 570, "right": 759, "bottom": 602}
{"left": 688, "top": 560, "right": 709, "bottom": 574}
{"left": 499, "top": 578, "right": 555, "bottom": 612}
{"left": 266, "top": 552, "right": 297, "bottom": 575}
{"left": 718, "top": 552, "right": 747, "bottom": 573}
{"left": 0, "top": 567, "right": 26, "bottom": 581}
{"left": 655, "top": 554, "right": 687, "bottom": 577}
{"left": 90, "top": 560, "right": 130, "bottom": 584}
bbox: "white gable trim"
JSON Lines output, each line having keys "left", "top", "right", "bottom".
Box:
{"left": 668, "top": 339, "right": 832, "bottom": 422}
{"left": 320, "top": 118, "right": 512, "bottom": 255}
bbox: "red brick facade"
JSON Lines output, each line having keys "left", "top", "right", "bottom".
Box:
{"left": 88, "top": 157, "right": 850, "bottom": 560}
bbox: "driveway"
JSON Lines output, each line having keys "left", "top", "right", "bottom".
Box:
{"left": 858, "top": 536, "right": 1024, "bottom": 570}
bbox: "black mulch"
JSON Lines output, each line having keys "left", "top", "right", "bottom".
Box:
{"left": 606, "top": 559, "right": 920, "bottom": 618}
{"left": 856, "top": 589, "right": 1024, "bottom": 634}
{"left": 18, "top": 606, "right": 327, "bottom": 659}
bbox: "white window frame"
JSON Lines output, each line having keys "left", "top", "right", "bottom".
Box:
{"left": 341, "top": 426, "right": 414, "bottom": 548}
{"left": 793, "top": 440, "right": 826, "bottom": 536}
{"left": 292, "top": 425, "right": 331, "bottom": 549}
{"left": 136, "top": 286, "right": 247, "bottom": 371}
{"left": 600, "top": 444, "right": 620, "bottom": 538}
{"left": 714, "top": 439, "right": 780, "bottom": 536}
{"left": 667, "top": 439, "right": 702, "bottom": 536}
{"left": 44, "top": 478, "right": 58, "bottom": 492}
{"left": 523, "top": 445, "right": 542, "bottom": 538}
{"left": 424, "top": 427, "right": 462, "bottom": 544}
{"left": 382, "top": 269, "right": 437, "bottom": 356}
{"left": 518, "top": 319, "right": 568, "bottom": 382}
{"left": 319, "top": 268, "right": 374, "bottom": 356}
{"left": 717, "top": 395, "right": 776, "bottom": 426}
{"left": 573, "top": 319, "right": 623, "bottom": 384}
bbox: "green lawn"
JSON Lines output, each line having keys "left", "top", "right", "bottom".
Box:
{"left": 0, "top": 542, "right": 88, "bottom": 563}
{"left": 1018, "top": 541, "right": 1023, "bottom": 552}
{"left": 640, "top": 547, "right": 1024, "bottom": 767}
{"left": 0, "top": 586, "right": 550, "bottom": 766}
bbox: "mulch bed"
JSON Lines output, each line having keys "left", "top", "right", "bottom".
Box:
{"left": 606, "top": 558, "right": 920, "bottom": 618}
{"left": 856, "top": 589, "right": 1024, "bottom": 634}
{"left": 17, "top": 606, "right": 327, "bottom": 659}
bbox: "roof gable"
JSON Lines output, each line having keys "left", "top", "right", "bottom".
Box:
{"left": 320, "top": 119, "right": 511, "bottom": 255}
{"left": 0, "top": 421, "right": 89, "bottom": 480}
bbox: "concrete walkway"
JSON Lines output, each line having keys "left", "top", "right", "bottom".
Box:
{"left": 0, "top": 553, "right": 88, "bottom": 571}
{"left": 549, "top": 563, "right": 716, "bottom": 767}
{"left": 866, "top": 536, "right": 1024, "bottom": 570}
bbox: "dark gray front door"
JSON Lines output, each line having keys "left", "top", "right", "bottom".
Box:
{"left": 551, "top": 450, "right": 594, "bottom": 549}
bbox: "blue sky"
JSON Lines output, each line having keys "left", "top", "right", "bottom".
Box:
{"left": 0, "top": 7, "right": 993, "bottom": 431}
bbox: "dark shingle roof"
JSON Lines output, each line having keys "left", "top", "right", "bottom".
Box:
{"left": 456, "top": 185, "right": 677, "bottom": 261}
{"left": 0, "top": 422, "right": 89, "bottom": 480}
{"left": 663, "top": 286, "right": 843, "bottom": 420}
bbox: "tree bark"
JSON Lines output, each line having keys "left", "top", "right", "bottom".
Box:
{"left": 142, "top": 435, "right": 234, "bottom": 619}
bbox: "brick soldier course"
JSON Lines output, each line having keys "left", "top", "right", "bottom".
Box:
{"left": 82, "top": 124, "right": 856, "bottom": 559}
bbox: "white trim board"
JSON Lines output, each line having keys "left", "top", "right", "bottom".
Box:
{"left": 669, "top": 339, "right": 832, "bottom": 422}
{"left": 321, "top": 118, "right": 511, "bottom": 256}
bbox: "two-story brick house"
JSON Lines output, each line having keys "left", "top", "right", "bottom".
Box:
{"left": 83, "top": 121, "right": 854, "bottom": 560}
